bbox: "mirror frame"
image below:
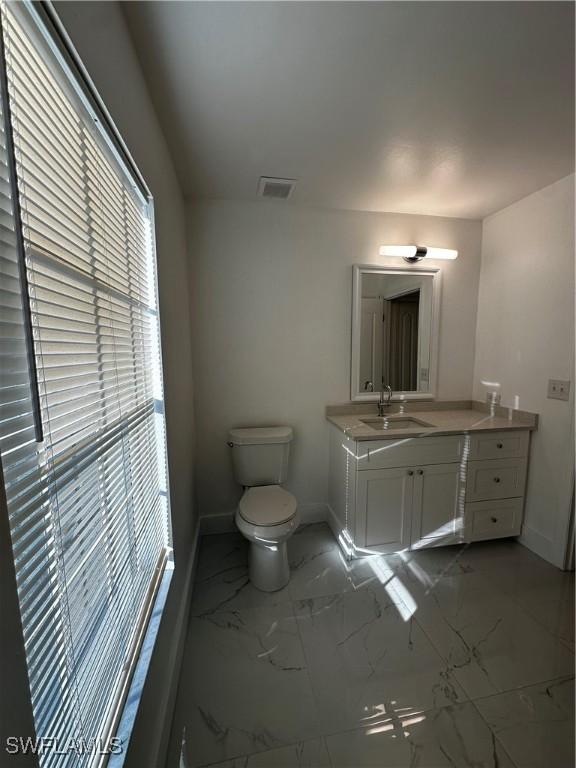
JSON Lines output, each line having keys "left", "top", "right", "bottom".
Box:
{"left": 351, "top": 264, "right": 442, "bottom": 401}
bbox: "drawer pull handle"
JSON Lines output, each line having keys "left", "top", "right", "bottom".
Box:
{"left": 491, "top": 516, "right": 498, "bottom": 523}
{"left": 494, "top": 477, "right": 501, "bottom": 483}
{"left": 497, "top": 443, "right": 503, "bottom": 449}
{"left": 417, "top": 469, "right": 424, "bottom": 475}
{"left": 407, "top": 470, "right": 414, "bottom": 476}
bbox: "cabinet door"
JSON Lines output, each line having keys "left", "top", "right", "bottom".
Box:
{"left": 356, "top": 467, "right": 413, "bottom": 553}
{"left": 411, "top": 463, "right": 463, "bottom": 548}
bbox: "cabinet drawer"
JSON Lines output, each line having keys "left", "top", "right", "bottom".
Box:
{"left": 468, "top": 430, "right": 529, "bottom": 461}
{"left": 465, "top": 458, "right": 527, "bottom": 502}
{"left": 357, "top": 435, "right": 465, "bottom": 470}
{"left": 465, "top": 498, "right": 523, "bottom": 541}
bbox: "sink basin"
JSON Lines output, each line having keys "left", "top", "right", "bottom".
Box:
{"left": 359, "top": 416, "right": 433, "bottom": 430}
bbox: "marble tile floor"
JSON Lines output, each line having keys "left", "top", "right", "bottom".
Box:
{"left": 170, "top": 523, "right": 574, "bottom": 768}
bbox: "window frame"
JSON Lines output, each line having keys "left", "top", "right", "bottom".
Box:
{"left": 0, "top": 1, "right": 173, "bottom": 765}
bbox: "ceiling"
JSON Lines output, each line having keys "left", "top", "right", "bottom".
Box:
{"left": 124, "top": 1, "right": 575, "bottom": 219}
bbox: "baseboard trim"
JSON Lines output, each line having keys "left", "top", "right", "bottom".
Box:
{"left": 153, "top": 519, "right": 201, "bottom": 768}
{"left": 325, "top": 503, "right": 344, "bottom": 541}
{"left": 199, "top": 511, "right": 237, "bottom": 535}
{"left": 520, "top": 525, "right": 560, "bottom": 568}
{"left": 298, "top": 502, "right": 330, "bottom": 525}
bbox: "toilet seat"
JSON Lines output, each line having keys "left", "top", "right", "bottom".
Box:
{"left": 239, "top": 485, "right": 297, "bottom": 526}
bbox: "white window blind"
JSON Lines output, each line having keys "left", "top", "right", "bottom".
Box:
{"left": 0, "top": 2, "right": 170, "bottom": 764}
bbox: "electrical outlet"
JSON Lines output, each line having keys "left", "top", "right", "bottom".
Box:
{"left": 547, "top": 379, "right": 571, "bottom": 401}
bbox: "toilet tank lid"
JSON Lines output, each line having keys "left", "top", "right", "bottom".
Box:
{"left": 228, "top": 426, "right": 293, "bottom": 445}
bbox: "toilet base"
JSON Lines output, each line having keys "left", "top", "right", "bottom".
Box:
{"left": 249, "top": 540, "right": 289, "bottom": 592}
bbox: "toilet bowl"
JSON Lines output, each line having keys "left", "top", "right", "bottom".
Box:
{"left": 235, "top": 485, "right": 298, "bottom": 591}
{"left": 228, "top": 426, "right": 298, "bottom": 591}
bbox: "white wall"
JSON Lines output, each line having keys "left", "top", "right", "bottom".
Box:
{"left": 54, "top": 4, "right": 196, "bottom": 766}
{"left": 189, "top": 200, "right": 482, "bottom": 520}
{"left": 473, "top": 174, "right": 575, "bottom": 568}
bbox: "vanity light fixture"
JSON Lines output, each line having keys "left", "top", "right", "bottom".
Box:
{"left": 379, "top": 245, "right": 458, "bottom": 263}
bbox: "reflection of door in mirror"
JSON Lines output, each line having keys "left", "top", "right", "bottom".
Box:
{"left": 353, "top": 266, "right": 439, "bottom": 400}
{"left": 361, "top": 290, "right": 420, "bottom": 392}
{"left": 360, "top": 297, "right": 383, "bottom": 392}
{"left": 385, "top": 290, "right": 419, "bottom": 391}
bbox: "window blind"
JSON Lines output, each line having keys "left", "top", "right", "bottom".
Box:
{"left": 0, "top": 2, "right": 170, "bottom": 765}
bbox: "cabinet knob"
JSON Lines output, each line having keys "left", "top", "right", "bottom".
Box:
{"left": 491, "top": 516, "right": 498, "bottom": 523}
{"left": 417, "top": 469, "right": 424, "bottom": 475}
{"left": 493, "top": 477, "right": 501, "bottom": 483}
{"left": 496, "top": 443, "right": 503, "bottom": 449}
{"left": 407, "top": 470, "right": 414, "bottom": 476}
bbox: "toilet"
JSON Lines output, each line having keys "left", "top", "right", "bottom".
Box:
{"left": 228, "top": 426, "right": 298, "bottom": 591}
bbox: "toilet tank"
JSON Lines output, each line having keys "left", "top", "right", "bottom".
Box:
{"left": 228, "top": 426, "right": 293, "bottom": 486}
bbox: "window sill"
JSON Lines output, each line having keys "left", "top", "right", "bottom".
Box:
{"left": 107, "top": 558, "right": 175, "bottom": 768}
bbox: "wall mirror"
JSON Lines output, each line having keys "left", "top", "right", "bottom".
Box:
{"left": 351, "top": 265, "right": 441, "bottom": 401}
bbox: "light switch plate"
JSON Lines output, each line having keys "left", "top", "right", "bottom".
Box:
{"left": 547, "top": 379, "right": 571, "bottom": 401}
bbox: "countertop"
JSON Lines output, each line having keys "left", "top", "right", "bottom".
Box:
{"left": 326, "top": 402, "right": 537, "bottom": 441}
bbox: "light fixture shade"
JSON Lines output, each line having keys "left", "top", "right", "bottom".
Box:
{"left": 424, "top": 247, "right": 458, "bottom": 260}
{"left": 379, "top": 245, "right": 458, "bottom": 261}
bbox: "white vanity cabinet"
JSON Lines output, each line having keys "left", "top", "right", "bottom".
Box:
{"left": 356, "top": 463, "right": 463, "bottom": 552}
{"left": 328, "top": 425, "right": 531, "bottom": 556}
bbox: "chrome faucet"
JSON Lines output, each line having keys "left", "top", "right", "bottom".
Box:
{"left": 378, "top": 383, "right": 393, "bottom": 416}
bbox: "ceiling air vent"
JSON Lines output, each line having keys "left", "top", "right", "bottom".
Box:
{"left": 258, "top": 176, "right": 296, "bottom": 200}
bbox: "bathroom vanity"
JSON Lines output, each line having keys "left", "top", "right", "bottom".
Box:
{"left": 327, "top": 404, "right": 537, "bottom": 556}
{"left": 337, "top": 264, "right": 538, "bottom": 556}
